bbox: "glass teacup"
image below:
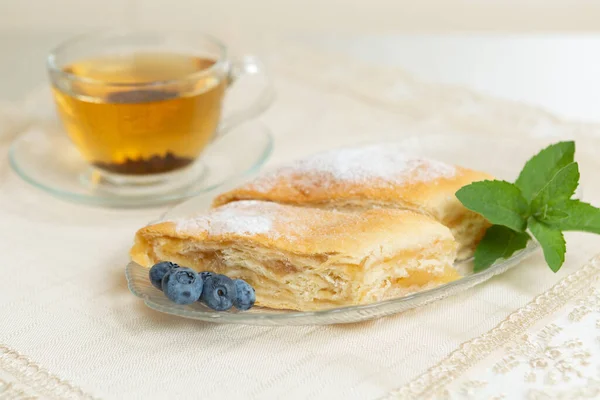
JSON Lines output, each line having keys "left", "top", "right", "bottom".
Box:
{"left": 47, "top": 30, "right": 272, "bottom": 185}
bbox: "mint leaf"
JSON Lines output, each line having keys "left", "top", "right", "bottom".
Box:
{"left": 515, "top": 141, "right": 575, "bottom": 202}
{"left": 474, "top": 225, "right": 530, "bottom": 272}
{"left": 528, "top": 218, "right": 566, "bottom": 272}
{"left": 456, "top": 180, "right": 529, "bottom": 232}
{"left": 531, "top": 162, "right": 580, "bottom": 216}
{"left": 544, "top": 200, "right": 600, "bottom": 234}
{"left": 539, "top": 208, "right": 569, "bottom": 224}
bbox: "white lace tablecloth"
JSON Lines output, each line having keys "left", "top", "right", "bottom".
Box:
{"left": 1, "top": 43, "right": 600, "bottom": 400}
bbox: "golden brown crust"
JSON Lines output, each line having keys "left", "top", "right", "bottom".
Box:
{"left": 213, "top": 165, "right": 488, "bottom": 213}
{"left": 131, "top": 201, "right": 459, "bottom": 311}
{"left": 132, "top": 201, "right": 454, "bottom": 264}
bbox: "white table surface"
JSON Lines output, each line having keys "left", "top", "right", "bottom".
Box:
{"left": 2, "top": 32, "right": 600, "bottom": 123}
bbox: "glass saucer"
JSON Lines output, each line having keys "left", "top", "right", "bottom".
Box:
{"left": 9, "top": 120, "right": 273, "bottom": 207}
{"left": 124, "top": 133, "right": 557, "bottom": 325}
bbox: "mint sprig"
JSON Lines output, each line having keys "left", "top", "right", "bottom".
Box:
{"left": 456, "top": 141, "right": 600, "bottom": 272}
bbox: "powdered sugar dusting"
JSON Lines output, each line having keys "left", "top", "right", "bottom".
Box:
{"left": 249, "top": 143, "right": 457, "bottom": 191}
{"left": 174, "top": 201, "right": 276, "bottom": 237}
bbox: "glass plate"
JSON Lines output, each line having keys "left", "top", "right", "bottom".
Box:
{"left": 126, "top": 133, "right": 547, "bottom": 325}
{"left": 9, "top": 120, "right": 273, "bottom": 207}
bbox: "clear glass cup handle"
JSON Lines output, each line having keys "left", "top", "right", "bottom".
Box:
{"left": 218, "top": 56, "right": 274, "bottom": 135}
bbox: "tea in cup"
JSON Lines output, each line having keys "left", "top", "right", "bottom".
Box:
{"left": 48, "top": 31, "right": 272, "bottom": 182}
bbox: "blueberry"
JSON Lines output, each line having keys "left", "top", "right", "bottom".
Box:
{"left": 162, "top": 267, "right": 203, "bottom": 305}
{"left": 233, "top": 279, "right": 255, "bottom": 311}
{"left": 149, "top": 261, "right": 179, "bottom": 290}
{"left": 199, "top": 271, "right": 214, "bottom": 282}
{"left": 200, "top": 274, "right": 236, "bottom": 311}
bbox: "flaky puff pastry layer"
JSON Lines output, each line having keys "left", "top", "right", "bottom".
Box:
{"left": 212, "top": 144, "right": 493, "bottom": 259}
{"left": 131, "top": 200, "right": 459, "bottom": 311}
